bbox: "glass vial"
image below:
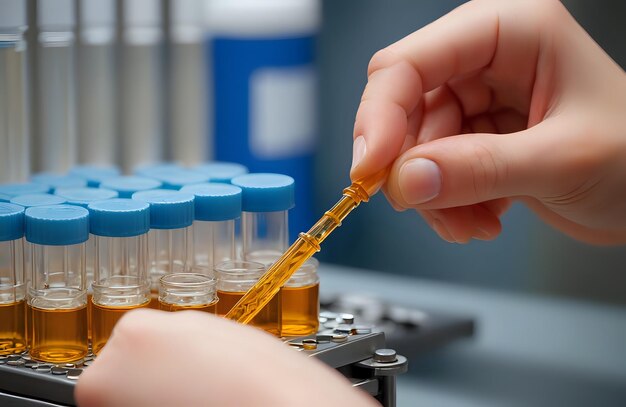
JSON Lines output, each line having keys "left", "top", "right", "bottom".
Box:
{"left": 0, "top": 203, "right": 25, "bottom": 355}
{"left": 25, "top": 205, "right": 90, "bottom": 363}
{"left": 215, "top": 260, "right": 281, "bottom": 336}
{"left": 131, "top": 189, "right": 194, "bottom": 306}
{"left": 88, "top": 199, "right": 150, "bottom": 355}
{"left": 0, "top": 0, "right": 29, "bottom": 183}
{"left": 180, "top": 183, "right": 241, "bottom": 274}
{"left": 159, "top": 273, "right": 217, "bottom": 313}
{"left": 281, "top": 257, "right": 319, "bottom": 336}
{"left": 231, "top": 173, "right": 294, "bottom": 266}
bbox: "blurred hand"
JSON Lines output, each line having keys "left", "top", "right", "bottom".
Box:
{"left": 350, "top": 0, "right": 626, "bottom": 244}
{"left": 75, "top": 309, "right": 376, "bottom": 407}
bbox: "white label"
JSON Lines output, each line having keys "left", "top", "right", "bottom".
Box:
{"left": 250, "top": 65, "right": 317, "bottom": 159}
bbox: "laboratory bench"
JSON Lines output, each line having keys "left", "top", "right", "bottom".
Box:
{"left": 318, "top": 263, "right": 626, "bottom": 407}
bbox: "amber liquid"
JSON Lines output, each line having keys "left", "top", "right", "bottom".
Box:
{"left": 148, "top": 292, "right": 159, "bottom": 309}
{"left": 281, "top": 284, "right": 319, "bottom": 336}
{"left": 92, "top": 301, "right": 149, "bottom": 355}
{"left": 0, "top": 300, "right": 27, "bottom": 355}
{"left": 87, "top": 294, "right": 92, "bottom": 342}
{"left": 158, "top": 300, "right": 217, "bottom": 313}
{"left": 218, "top": 290, "right": 281, "bottom": 336}
{"left": 29, "top": 305, "right": 88, "bottom": 363}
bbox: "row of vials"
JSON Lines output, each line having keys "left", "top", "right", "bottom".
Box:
{"left": 0, "top": 163, "right": 320, "bottom": 364}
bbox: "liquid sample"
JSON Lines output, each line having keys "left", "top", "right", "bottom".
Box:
{"left": 87, "top": 293, "right": 92, "bottom": 342}
{"left": 148, "top": 292, "right": 159, "bottom": 310}
{"left": 92, "top": 301, "right": 149, "bottom": 355}
{"left": 29, "top": 305, "right": 88, "bottom": 363}
{"left": 281, "top": 284, "right": 319, "bottom": 336}
{"left": 159, "top": 300, "right": 217, "bottom": 313}
{"left": 225, "top": 172, "right": 383, "bottom": 324}
{"left": 0, "top": 300, "right": 26, "bottom": 355}
{"left": 218, "top": 290, "right": 281, "bottom": 336}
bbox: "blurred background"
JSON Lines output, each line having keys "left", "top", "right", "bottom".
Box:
{"left": 1, "top": 0, "right": 625, "bottom": 405}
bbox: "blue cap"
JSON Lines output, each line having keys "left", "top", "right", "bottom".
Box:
{"left": 191, "top": 162, "right": 249, "bottom": 183}
{"left": 181, "top": 183, "right": 242, "bottom": 221}
{"left": 231, "top": 173, "right": 295, "bottom": 212}
{"left": 0, "top": 203, "right": 25, "bottom": 241}
{"left": 0, "top": 183, "right": 51, "bottom": 201}
{"left": 31, "top": 172, "right": 88, "bottom": 192}
{"left": 131, "top": 189, "right": 194, "bottom": 229}
{"left": 55, "top": 187, "right": 119, "bottom": 208}
{"left": 148, "top": 170, "right": 211, "bottom": 190}
{"left": 99, "top": 176, "right": 162, "bottom": 199}
{"left": 69, "top": 165, "right": 121, "bottom": 187}
{"left": 25, "top": 205, "right": 90, "bottom": 246}
{"left": 11, "top": 194, "right": 66, "bottom": 208}
{"left": 134, "top": 162, "right": 184, "bottom": 178}
{"left": 88, "top": 199, "right": 150, "bottom": 237}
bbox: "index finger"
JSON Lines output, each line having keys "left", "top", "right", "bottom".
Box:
{"left": 350, "top": 0, "right": 500, "bottom": 181}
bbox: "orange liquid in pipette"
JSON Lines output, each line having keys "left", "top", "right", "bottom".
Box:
{"left": 226, "top": 170, "right": 386, "bottom": 325}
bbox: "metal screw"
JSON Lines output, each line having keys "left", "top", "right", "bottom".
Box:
{"left": 331, "top": 333, "right": 348, "bottom": 343}
{"left": 302, "top": 339, "right": 317, "bottom": 350}
{"left": 373, "top": 349, "right": 397, "bottom": 363}
{"left": 339, "top": 313, "right": 355, "bottom": 324}
{"left": 67, "top": 368, "right": 83, "bottom": 380}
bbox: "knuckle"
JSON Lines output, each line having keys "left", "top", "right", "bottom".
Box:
{"left": 468, "top": 142, "right": 506, "bottom": 201}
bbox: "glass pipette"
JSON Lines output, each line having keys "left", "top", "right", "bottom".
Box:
{"left": 226, "top": 169, "right": 388, "bottom": 324}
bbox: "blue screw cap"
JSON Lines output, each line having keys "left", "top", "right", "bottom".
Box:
{"left": 0, "top": 203, "right": 25, "bottom": 241}
{"left": 231, "top": 173, "right": 295, "bottom": 212}
{"left": 134, "top": 162, "right": 185, "bottom": 178}
{"left": 55, "top": 187, "right": 119, "bottom": 208}
{"left": 25, "top": 205, "right": 90, "bottom": 246}
{"left": 69, "top": 165, "right": 121, "bottom": 187}
{"left": 181, "top": 183, "right": 242, "bottom": 221}
{"left": 99, "top": 176, "right": 162, "bottom": 198}
{"left": 31, "top": 172, "right": 88, "bottom": 192}
{"left": 11, "top": 194, "right": 66, "bottom": 208}
{"left": 147, "top": 169, "right": 211, "bottom": 190}
{"left": 0, "top": 183, "right": 51, "bottom": 202}
{"left": 132, "top": 189, "right": 194, "bottom": 229}
{"left": 88, "top": 199, "right": 150, "bottom": 237}
{"left": 191, "top": 162, "right": 249, "bottom": 183}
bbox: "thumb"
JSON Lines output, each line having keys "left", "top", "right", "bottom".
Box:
{"left": 386, "top": 120, "right": 573, "bottom": 209}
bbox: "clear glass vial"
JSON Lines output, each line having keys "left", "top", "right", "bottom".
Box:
{"left": 25, "top": 205, "right": 90, "bottom": 363}
{"left": 159, "top": 273, "right": 217, "bottom": 313}
{"left": 215, "top": 260, "right": 281, "bottom": 336}
{"left": 231, "top": 173, "right": 294, "bottom": 266}
{"left": 0, "top": 203, "right": 25, "bottom": 355}
{"left": 88, "top": 199, "right": 150, "bottom": 355}
{"left": 180, "top": 183, "right": 241, "bottom": 274}
{"left": 131, "top": 189, "right": 195, "bottom": 303}
{"left": 281, "top": 257, "right": 320, "bottom": 336}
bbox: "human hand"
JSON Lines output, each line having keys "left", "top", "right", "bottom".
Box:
{"left": 75, "top": 309, "right": 376, "bottom": 407}
{"left": 350, "top": 0, "right": 626, "bottom": 244}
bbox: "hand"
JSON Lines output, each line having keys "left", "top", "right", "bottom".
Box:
{"left": 75, "top": 309, "right": 376, "bottom": 407}
{"left": 350, "top": 0, "right": 626, "bottom": 245}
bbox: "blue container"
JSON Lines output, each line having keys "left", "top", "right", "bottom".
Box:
{"left": 208, "top": 0, "right": 320, "bottom": 239}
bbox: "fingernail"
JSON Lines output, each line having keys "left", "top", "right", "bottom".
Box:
{"left": 351, "top": 136, "right": 367, "bottom": 171}
{"left": 399, "top": 158, "right": 442, "bottom": 204}
{"left": 474, "top": 228, "right": 492, "bottom": 241}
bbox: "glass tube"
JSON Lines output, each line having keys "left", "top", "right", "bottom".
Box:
{"left": 35, "top": 0, "right": 77, "bottom": 173}
{"left": 25, "top": 205, "right": 89, "bottom": 363}
{"left": 89, "top": 199, "right": 150, "bottom": 355}
{"left": 77, "top": 0, "right": 117, "bottom": 165}
{"left": 159, "top": 273, "right": 217, "bottom": 313}
{"left": 0, "top": 203, "right": 25, "bottom": 355}
{"left": 0, "top": 0, "right": 29, "bottom": 183}
{"left": 281, "top": 257, "right": 319, "bottom": 336}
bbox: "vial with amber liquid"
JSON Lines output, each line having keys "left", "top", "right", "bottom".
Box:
{"left": 159, "top": 273, "right": 217, "bottom": 313}
{"left": 0, "top": 203, "right": 26, "bottom": 355}
{"left": 25, "top": 205, "right": 90, "bottom": 363}
{"left": 281, "top": 257, "right": 320, "bottom": 336}
{"left": 215, "top": 260, "right": 281, "bottom": 336}
{"left": 132, "top": 189, "right": 195, "bottom": 307}
{"left": 88, "top": 199, "right": 151, "bottom": 355}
